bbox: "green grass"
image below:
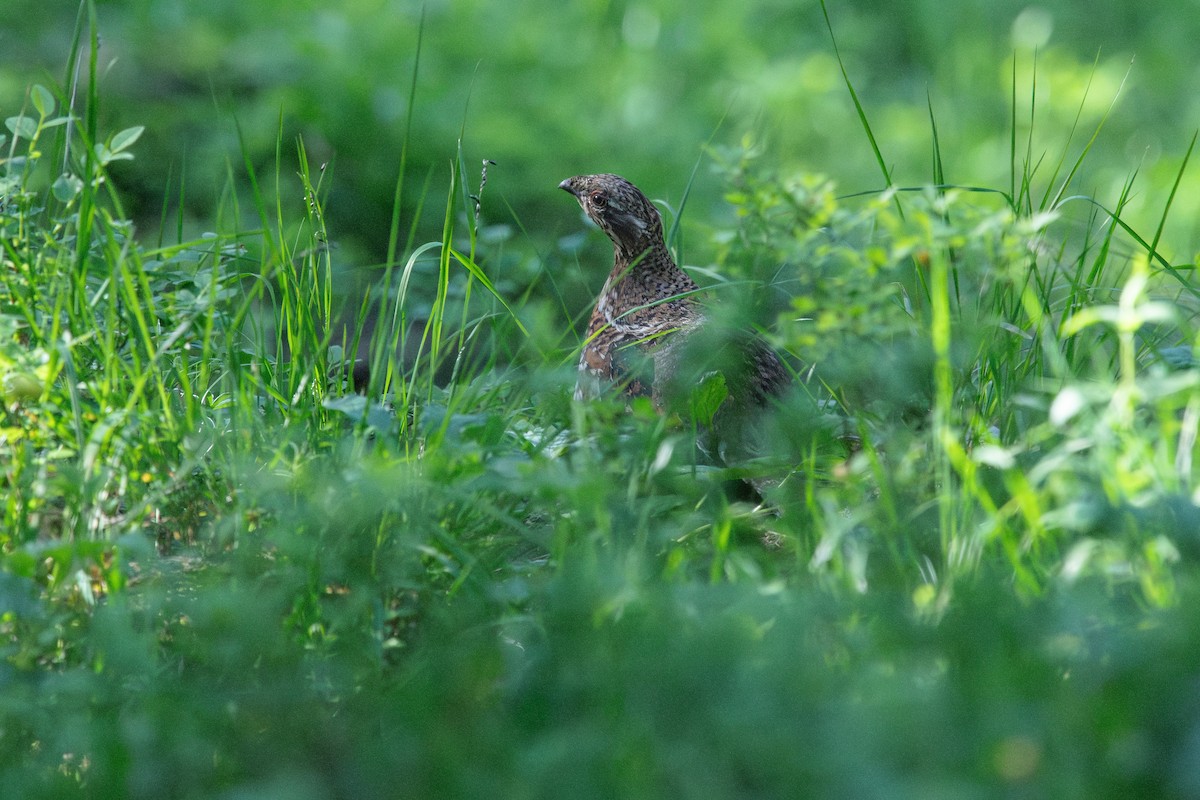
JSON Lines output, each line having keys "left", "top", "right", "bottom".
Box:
{"left": 2, "top": 10, "right": 1200, "bottom": 799}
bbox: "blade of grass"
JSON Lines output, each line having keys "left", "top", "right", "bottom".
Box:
{"left": 1010, "top": 55, "right": 1018, "bottom": 209}
{"left": 1145, "top": 129, "right": 1197, "bottom": 275}
{"left": 927, "top": 88, "right": 946, "bottom": 188}
{"left": 819, "top": 0, "right": 893, "bottom": 192}
{"left": 1042, "top": 54, "right": 1132, "bottom": 212}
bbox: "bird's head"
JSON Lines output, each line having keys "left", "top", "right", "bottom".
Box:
{"left": 559, "top": 173, "right": 664, "bottom": 254}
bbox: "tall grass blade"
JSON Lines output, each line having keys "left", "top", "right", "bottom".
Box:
{"left": 819, "top": 0, "right": 893, "bottom": 190}
{"left": 1042, "top": 54, "right": 1131, "bottom": 211}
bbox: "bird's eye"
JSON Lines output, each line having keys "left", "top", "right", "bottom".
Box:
{"left": 590, "top": 192, "right": 607, "bottom": 209}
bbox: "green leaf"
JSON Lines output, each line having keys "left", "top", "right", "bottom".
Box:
{"left": 448, "top": 247, "right": 530, "bottom": 336}
{"left": 109, "top": 126, "right": 145, "bottom": 154}
{"left": 323, "top": 395, "right": 394, "bottom": 431}
{"left": 52, "top": 173, "right": 83, "bottom": 203}
{"left": 94, "top": 144, "right": 136, "bottom": 165}
{"left": 5, "top": 116, "right": 37, "bottom": 139}
{"left": 689, "top": 371, "right": 729, "bottom": 427}
{"left": 31, "top": 84, "right": 55, "bottom": 118}
{"left": 324, "top": 394, "right": 367, "bottom": 421}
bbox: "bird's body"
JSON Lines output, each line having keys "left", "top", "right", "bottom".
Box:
{"left": 560, "top": 173, "right": 789, "bottom": 413}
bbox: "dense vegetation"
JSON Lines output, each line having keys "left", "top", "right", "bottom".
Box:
{"left": 3, "top": 2, "right": 1200, "bottom": 797}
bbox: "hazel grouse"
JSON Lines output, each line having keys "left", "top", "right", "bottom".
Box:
{"left": 560, "top": 173, "right": 790, "bottom": 426}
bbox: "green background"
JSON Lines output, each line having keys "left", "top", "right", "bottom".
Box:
{"left": 4, "top": 0, "right": 1197, "bottom": 280}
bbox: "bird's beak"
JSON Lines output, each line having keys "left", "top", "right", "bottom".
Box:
{"left": 558, "top": 178, "right": 577, "bottom": 197}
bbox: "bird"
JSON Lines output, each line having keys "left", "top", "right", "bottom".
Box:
{"left": 559, "top": 173, "right": 791, "bottom": 463}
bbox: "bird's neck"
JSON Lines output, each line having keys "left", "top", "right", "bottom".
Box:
{"left": 611, "top": 236, "right": 677, "bottom": 282}
{"left": 596, "top": 236, "right": 698, "bottom": 325}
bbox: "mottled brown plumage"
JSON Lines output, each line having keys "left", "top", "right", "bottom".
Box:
{"left": 560, "top": 173, "right": 789, "bottom": 418}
